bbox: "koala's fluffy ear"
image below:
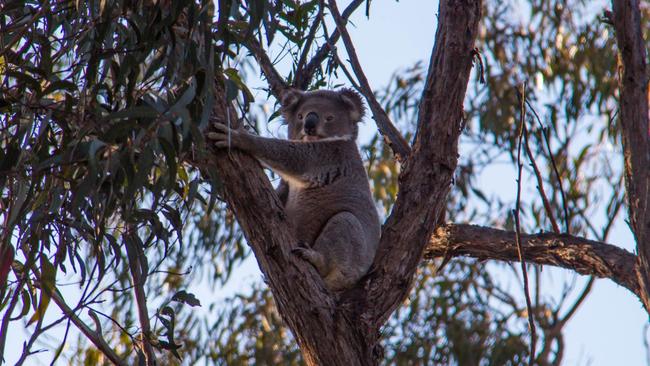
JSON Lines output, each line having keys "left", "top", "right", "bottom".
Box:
{"left": 339, "top": 88, "right": 365, "bottom": 122}
{"left": 280, "top": 88, "right": 303, "bottom": 112}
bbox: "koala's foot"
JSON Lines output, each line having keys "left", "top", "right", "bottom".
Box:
{"left": 292, "top": 245, "right": 328, "bottom": 277}
{"left": 207, "top": 121, "right": 243, "bottom": 148}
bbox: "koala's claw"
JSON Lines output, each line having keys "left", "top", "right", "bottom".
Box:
{"left": 292, "top": 246, "right": 328, "bottom": 276}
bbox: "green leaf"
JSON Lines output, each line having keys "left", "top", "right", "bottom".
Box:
{"left": 28, "top": 255, "right": 56, "bottom": 325}
{"left": 171, "top": 290, "right": 201, "bottom": 307}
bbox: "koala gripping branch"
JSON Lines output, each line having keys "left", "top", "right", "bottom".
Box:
{"left": 207, "top": 75, "right": 375, "bottom": 365}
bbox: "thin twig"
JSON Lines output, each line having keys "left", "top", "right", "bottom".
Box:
{"left": 244, "top": 37, "right": 288, "bottom": 98}
{"left": 296, "top": 0, "right": 365, "bottom": 90}
{"left": 516, "top": 90, "right": 561, "bottom": 234}
{"left": 328, "top": 0, "right": 411, "bottom": 162}
{"left": 525, "top": 100, "right": 570, "bottom": 232}
{"left": 319, "top": 16, "right": 361, "bottom": 91}
{"left": 295, "top": 1, "right": 324, "bottom": 82}
{"left": 49, "top": 288, "right": 127, "bottom": 366}
{"left": 514, "top": 83, "right": 537, "bottom": 364}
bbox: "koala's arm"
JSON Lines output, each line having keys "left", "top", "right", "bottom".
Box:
{"left": 208, "top": 123, "right": 353, "bottom": 179}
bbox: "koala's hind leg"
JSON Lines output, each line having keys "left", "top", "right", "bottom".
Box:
{"left": 294, "top": 212, "right": 370, "bottom": 291}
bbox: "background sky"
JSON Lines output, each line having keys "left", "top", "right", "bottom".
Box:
{"left": 4, "top": 1, "right": 648, "bottom": 365}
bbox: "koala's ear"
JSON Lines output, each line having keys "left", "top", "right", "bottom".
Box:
{"left": 339, "top": 88, "right": 365, "bottom": 122}
{"left": 280, "top": 88, "right": 303, "bottom": 112}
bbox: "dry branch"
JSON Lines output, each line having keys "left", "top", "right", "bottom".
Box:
{"left": 426, "top": 224, "right": 639, "bottom": 297}
{"left": 244, "top": 37, "right": 288, "bottom": 98}
{"left": 49, "top": 290, "right": 127, "bottom": 366}
{"left": 328, "top": 0, "right": 412, "bottom": 162}
{"left": 295, "top": 0, "right": 365, "bottom": 90}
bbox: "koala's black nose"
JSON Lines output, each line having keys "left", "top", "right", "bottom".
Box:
{"left": 304, "top": 112, "right": 319, "bottom": 135}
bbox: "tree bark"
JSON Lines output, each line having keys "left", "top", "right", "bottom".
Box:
{"left": 427, "top": 224, "right": 639, "bottom": 296}
{"left": 356, "top": 0, "right": 483, "bottom": 330}
{"left": 611, "top": 0, "right": 650, "bottom": 312}
{"left": 207, "top": 77, "right": 375, "bottom": 365}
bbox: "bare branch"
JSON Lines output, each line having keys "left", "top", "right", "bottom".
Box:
{"left": 526, "top": 100, "right": 570, "bottom": 232}
{"left": 518, "top": 91, "right": 561, "bottom": 234}
{"left": 125, "top": 230, "right": 155, "bottom": 365}
{"left": 611, "top": 0, "right": 650, "bottom": 310}
{"left": 244, "top": 37, "right": 288, "bottom": 99}
{"left": 426, "top": 224, "right": 639, "bottom": 297}
{"left": 515, "top": 83, "right": 537, "bottom": 363}
{"left": 296, "top": 0, "right": 365, "bottom": 90}
{"left": 328, "top": 0, "right": 411, "bottom": 162}
{"left": 295, "top": 1, "right": 324, "bottom": 83}
{"left": 49, "top": 290, "right": 127, "bottom": 366}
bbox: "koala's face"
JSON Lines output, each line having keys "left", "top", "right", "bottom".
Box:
{"left": 280, "top": 88, "right": 365, "bottom": 141}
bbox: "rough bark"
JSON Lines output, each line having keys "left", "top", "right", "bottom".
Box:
{"left": 611, "top": 0, "right": 650, "bottom": 312}
{"left": 353, "top": 0, "right": 483, "bottom": 332}
{"left": 208, "top": 77, "right": 374, "bottom": 365}
{"left": 427, "top": 224, "right": 639, "bottom": 296}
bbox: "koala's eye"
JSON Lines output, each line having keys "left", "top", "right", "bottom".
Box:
{"left": 298, "top": 114, "right": 303, "bottom": 120}
{"left": 326, "top": 115, "right": 334, "bottom": 122}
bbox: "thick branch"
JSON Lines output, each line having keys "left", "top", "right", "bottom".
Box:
{"left": 426, "top": 224, "right": 640, "bottom": 298}
{"left": 328, "top": 0, "right": 412, "bottom": 162}
{"left": 355, "top": 0, "right": 482, "bottom": 328}
{"left": 611, "top": 0, "right": 650, "bottom": 311}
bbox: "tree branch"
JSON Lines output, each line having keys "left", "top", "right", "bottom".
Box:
{"left": 49, "top": 290, "right": 127, "bottom": 366}
{"left": 611, "top": 0, "right": 650, "bottom": 311}
{"left": 328, "top": 0, "right": 412, "bottom": 162}
{"left": 244, "top": 37, "right": 288, "bottom": 99}
{"left": 426, "top": 224, "right": 639, "bottom": 297}
{"left": 124, "top": 230, "right": 155, "bottom": 365}
{"left": 354, "top": 0, "right": 482, "bottom": 328}
{"left": 295, "top": 0, "right": 365, "bottom": 90}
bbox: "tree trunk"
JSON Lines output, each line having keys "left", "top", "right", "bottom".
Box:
{"left": 206, "top": 0, "right": 483, "bottom": 364}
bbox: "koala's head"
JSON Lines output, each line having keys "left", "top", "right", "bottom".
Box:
{"left": 280, "top": 88, "right": 365, "bottom": 141}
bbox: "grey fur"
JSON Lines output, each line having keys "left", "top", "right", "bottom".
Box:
{"left": 208, "top": 88, "right": 380, "bottom": 291}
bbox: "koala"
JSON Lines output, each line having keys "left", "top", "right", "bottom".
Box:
{"left": 208, "top": 88, "right": 381, "bottom": 292}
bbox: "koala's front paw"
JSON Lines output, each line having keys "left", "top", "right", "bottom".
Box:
{"left": 207, "top": 122, "right": 242, "bottom": 148}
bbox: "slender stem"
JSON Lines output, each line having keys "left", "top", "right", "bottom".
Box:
{"left": 296, "top": 0, "right": 365, "bottom": 90}
{"left": 517, "top": 92, "right": 561, "bottom": 234}
{"left": 49, "top": 288, "right": 127, "bottom": 366}
{"left": 514, "top": 83, "right": 537, "bottom": 364}
{"left": 328, "top": 0, "right": 411, "bottom": 162}
{"left": 525, "top": 100, "right": 571, "bottom": 232}
{"left": 125, "top": 228, "right": 156, "bottom": 366}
